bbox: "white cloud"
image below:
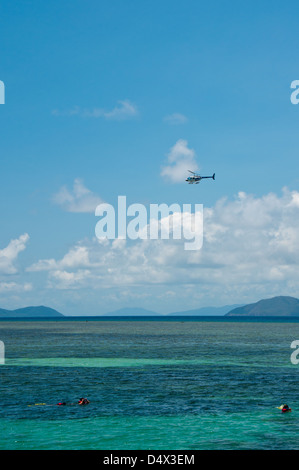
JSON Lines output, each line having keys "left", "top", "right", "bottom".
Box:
{"left": 52, "top": 179, "right": 103, "bottom": 213}
{"left": 0, "top": 282, "right": 32, "bottom": 293}
{"left": 163, "top": 113, "right": 188, "bottom": 125}
{"left": 48, "top": 269, "right": 91, "bottom": 290}
{"left": 95, "top": 100, "right": 138, "bottom": 120}
{"left": 52, "top": 100, "right": 138, "bottom": 121}
{"left": 27, "top": 187, "right": 299, "bottom": 306}
{"left": 0, "top": 233, "right": 29, "bottom": 274}
{"left": 161, "top": 139, "right": 199, "bottom": 183}
{"left": 28, "top": 245, "right": 91, "bottom": 272}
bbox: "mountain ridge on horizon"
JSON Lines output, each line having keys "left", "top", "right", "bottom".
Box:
{"left": 226, "top": 295, "right": 299, "bottom": 316}
{"left": 103, "top": 307, "right": 160, "bottom": 316}
{"left": 1, "top": 296, "right": 299, "bottom": 317}
{"left": 0, "top": 304, "right": 240, "bottom": 317}
{"left": 0, "top": 305, "right": 64, "bottom": 318}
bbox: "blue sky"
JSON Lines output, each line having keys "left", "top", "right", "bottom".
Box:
{"left": 1, "top": 0, "right": 299, "bottom": 314}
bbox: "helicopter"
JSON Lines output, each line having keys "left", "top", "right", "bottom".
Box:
{"left": 185, "top": 170, "right": 215, "bottom": 184}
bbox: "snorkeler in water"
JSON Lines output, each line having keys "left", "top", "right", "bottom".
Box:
{"left": 277, "top": 404, "right": 292, "bottom": 413}
{"left": 78, "top": 398, "right": 90, "bottom": 405}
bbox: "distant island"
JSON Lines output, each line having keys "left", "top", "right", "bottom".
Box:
{"left": 226, "top": 296, "right": 299, "bottom": 316}
{"left": 103, "top": 307, "right": 160, "bottom": 316}
{"left": 103, "top": 305, "right": 241, "bottom": 316}
{"left": 0, "top": 306, "right": 64, "bottom": 318}
{"left": 168, "top": 305, "right": 243, "bottom": 316}
{"left": 1, "top": 296, "right": 299, "bottom": 317}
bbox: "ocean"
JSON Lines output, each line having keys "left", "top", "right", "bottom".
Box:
{"left": 0, "top": 317, "right": 298, "bottom": 450}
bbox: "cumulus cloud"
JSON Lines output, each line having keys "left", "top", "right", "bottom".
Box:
{"left": 26, "top": 187, "right": 299, "bottom": 305}
{"left": 47, "top": 269, "right": 91, "bottom": 290}
{"left": 163, "top": 113, "right": 188, "bottom": 125}
{"left": 93, "top": 100, "right": 138, "bottom": 120}
{"left": 52, "top": 100, "right": 138, "bottom": 121}
{"left": 52, "top": 179, "right": 103, "bottom": 213}
{"left": 161, "top": 139, "right": 199, "bottom": 183}
{"left": 0, "top": 282, "right": 32, "bottom": 293}
{"left": 0, "top": 233, "right": 29, "bottom": 274}
{"left": 28, "top": 245, "right": 91, "bottom": 272}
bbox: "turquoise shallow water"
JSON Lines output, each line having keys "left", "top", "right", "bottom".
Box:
{"left": 0, "top": 320, "right": 299, "bottom": 449}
